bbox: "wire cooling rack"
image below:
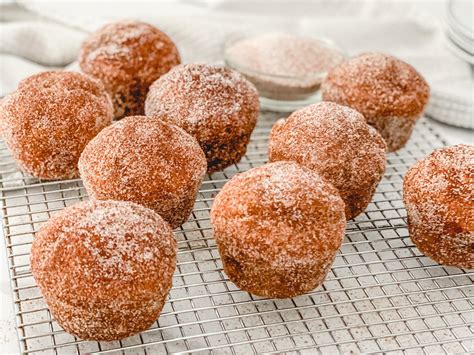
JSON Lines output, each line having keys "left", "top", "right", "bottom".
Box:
{"left": 1, "top": 113, "right": 473, "bottom": 354}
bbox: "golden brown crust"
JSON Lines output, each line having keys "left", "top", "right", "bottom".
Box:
{"left": 321, "top": 53, "right": 430, "bottom": 151}
{"left": 367, "top": 114, "right": 416, "bottom": 152}
{"left": 403, "top": 144, "right": 474, "bottom": 269}
{"left": 0, "top": 71, "right": 113, "bottom": 180}
{"left": 78, "top": 116, "right": 207, "bottom": 228}
{"left": 268, "top": 102, "right": 387, "bottom": 220}
{"left": 30, "top": 200, "right": 177, "bottom": 340}
{"left": 145, "top": 64, "right": 259, "bottom": 173}
{"left": 79, "top": 21, "right": 180, "bottom": 118}
{"left": 211, "top": 161, "right": 346, "bottom": 298}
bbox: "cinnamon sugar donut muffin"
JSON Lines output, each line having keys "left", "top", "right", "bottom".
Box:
{"left": 145, "top": 64, "right": 259, "bottom": 173}
{"left": 79, "top": 116, "right": 206, "bottom": 228}
{"left": 403, "top": 144, "right": 473, "bottom": 269}
{"left": 31, "top": 200, "right": 177, "bottom": 340}
{"left": 322, "top": 53, "right": 429, "bottom": 151}
{"left": 79, "top": 21, "right": 180, "bottom": 118}
{"left": 0, "top": 71, "right": 113, "bottom": 180}
{"left": 269, "top": 102, "right": 386, "bottom": 220}
{"left": 211, "top": 162, "right": 346, "bottom": 298}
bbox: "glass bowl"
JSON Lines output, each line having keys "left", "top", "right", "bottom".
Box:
{"left": 224, "top": 33, "right": 346, "bottom": 112}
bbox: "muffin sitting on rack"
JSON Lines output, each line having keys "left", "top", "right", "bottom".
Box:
{"left": 211, "top": 162, "right": 346, "bottom": 298}
{"left": 322, "top": 53, "right": 430, "bottom": 151}
{"left": 145, "top": 63, "right": 260, "bottom": 173}
{"left": 79, "top": 21, "right": 180, "bottom": 118}
{"left": 0, "top": 71, "right": 113, "bottom": 180}
{"left": 31, "top": 200, "right": 177, "bottom": 340}
{"left": 269, "top": 102, "right": 386, "bottom": 220}
{"left": 403, "top": 144, "right": 473, "bottom": 269}
{"left": 79, "top": 116, "right": 207, "bottom": 228}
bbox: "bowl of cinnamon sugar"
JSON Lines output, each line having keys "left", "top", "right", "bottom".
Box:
{"left": 224, "top": 33, "right": 345, "bottom": 112}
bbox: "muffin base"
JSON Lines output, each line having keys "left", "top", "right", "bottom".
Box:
{"left": 367, "top": 115, "right": 420, "bottom": 152}
{"left": 218, "top": 244, "right": 335, "bottom": 299}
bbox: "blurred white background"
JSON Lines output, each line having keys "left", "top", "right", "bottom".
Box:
{"left": 0, "top": 0, "right": 472, "bottom": 129}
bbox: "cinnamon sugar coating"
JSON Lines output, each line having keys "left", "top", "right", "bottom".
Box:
{"left": 403, "top": 144, "right": 473, "bottom": 269}
{"left": 322, "top": 53, "right": 430, "bottom": 151}
{"left": 79, "top": 116, "right": 207, "bottom": 228}
{"left": 0, "top": 71, "right": 113, "bottom": 180}
{"left": 31, "top": 200, "right": 177, "bottom": 340}
{"left": 145, "top": 64, "right": 259, "bottom": 173}
{"left": 79, "top": 21, "right": 180, "bottom": 119}
{"left": 211, "top": 161, "right": 346, "bottom": 298}
{"left": 269, "top": 102, "right": 387, "bottom": 220}
{"left": 225, "top": 33, "right": 345, "bottom": 101}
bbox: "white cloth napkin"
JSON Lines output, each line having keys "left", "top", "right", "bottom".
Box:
{"left": 0, "top": 0, "right": 472, "bottom": 128}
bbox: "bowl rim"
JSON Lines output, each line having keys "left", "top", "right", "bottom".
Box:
{"left": 223, "top": 33, "right": 347, "bottom": 81}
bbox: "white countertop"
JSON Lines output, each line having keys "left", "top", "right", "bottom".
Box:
{"left": 0, "top": 228, "right": 18, "bottom": 355}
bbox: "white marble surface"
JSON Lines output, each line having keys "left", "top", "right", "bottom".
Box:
{"left": 0, "top": 227, "right": 19, "bottom": 355}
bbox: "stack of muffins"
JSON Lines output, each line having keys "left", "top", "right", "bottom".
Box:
{"left": 0, "top": 20, "right": 471, "bottom": 343}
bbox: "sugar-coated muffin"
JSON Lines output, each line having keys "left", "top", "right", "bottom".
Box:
{"left": 79, "top": 116, "right": 207, "bottom": 228}
{"left": 269, "top": 102, "right": 386, "bottom": 220}
{"left": 79, "top": 21, "right": 180, "bottom": 118}
{"left": 31, "top": 200, "right": 177, "bottom": 340}
{"left": 211, "top": 161, "right": 346, "bottom": 298}
{"left": 403, "top": 144, "right": 473, "bottom": 269}
{"left": 322, "top": 53, "right": 429, "bottom": 151}
{"left": 145, "top": 64, "right": 259, "bottom": 173}
{"left": 0, "top": 71, "right": 113, "bottom": 180}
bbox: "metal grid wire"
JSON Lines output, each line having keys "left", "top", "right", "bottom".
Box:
{"left": 1, "top": 112, "right": 473, "bottom": 354}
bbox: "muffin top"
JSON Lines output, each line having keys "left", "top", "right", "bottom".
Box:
{"left": 322, "top": 53, "right": 430, "bottom": 120}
